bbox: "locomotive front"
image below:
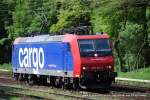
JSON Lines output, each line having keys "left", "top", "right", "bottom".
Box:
{"left": 77, "top": 34, "right": 117, "bottom": 88}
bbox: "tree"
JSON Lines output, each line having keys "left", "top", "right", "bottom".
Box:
{"left": 91, "top": 0, "right": 128, "bottom": 71}
{"left": 91, "top": 0, "right": 150, "bottom": 71}
{"left": 0, "top": 0, "right": 15, "bottom": 63}
{"left": 50, "top": 0, "right": 91, "bottom": 33}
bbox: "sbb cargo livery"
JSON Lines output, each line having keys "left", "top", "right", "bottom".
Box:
{"left": 12, "top": 34, "right": 117, "bottom": 89}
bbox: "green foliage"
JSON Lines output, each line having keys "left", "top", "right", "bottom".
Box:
{"left": 0, "top": 0, "right": 150, "bottom": 72}
{"left": 118, "top": 67, "right": 150, "bottom": 80}
{"left": 8, "top": 0, "right": 58, "bottom": 37}
{"left": 12, "top": 0, "right": 32, "bottom": 37}
{"left": 0, "top": 63, "right": 11, "bottom": 71}
{"left": 91, "top": 0, "right": 150, "bottom": 71}
{"left": 50, "top": 0, "right": 91, "bottom": 33}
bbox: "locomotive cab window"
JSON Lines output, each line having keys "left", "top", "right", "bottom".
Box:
{"left": 78, "top": 40, "right": 95, "bottom": 52}
{"left": 78, "top": 39, "right": 112, "bottom": 57}
{"left": 95, "top": 39, "right": 110, "bottom": 51}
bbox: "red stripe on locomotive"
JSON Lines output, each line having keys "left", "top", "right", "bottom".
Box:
{"left": 63, "top": 33, "right": 113, "bottom": 78}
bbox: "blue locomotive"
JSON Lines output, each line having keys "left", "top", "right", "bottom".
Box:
{"left": 12, "top": 34, "right": 117, "bottom": 89}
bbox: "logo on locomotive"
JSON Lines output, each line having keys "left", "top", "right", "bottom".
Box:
{"left": 19, "top": 47, "right": 44, "bottom": 73}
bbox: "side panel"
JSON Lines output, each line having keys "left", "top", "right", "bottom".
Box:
{"left": 63, "top": 43, "right": 74, "bottom": 74}
{"left": 12, "top": 42, "right": 74, "bottom": 77}
{"left": 63, "top": 35, "right": 81, "bottom": 78}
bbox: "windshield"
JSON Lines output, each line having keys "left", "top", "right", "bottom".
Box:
{"left": 78, "top": 39, "right": 112, "bottom": 57}
{"left": 79, "top": 40, "right": 94, "bottom": 52}
{"left": 95, "top": 39, "right": 110, "bottom": 51}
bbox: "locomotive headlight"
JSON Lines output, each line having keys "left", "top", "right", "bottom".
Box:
{"left": 109, "top": 65, "right": 112, "bottom": 69}
{"left": 82, "top": 67, "right": 86, "bottom": 70}
{"left": 106, "top": 65, "right": 112, "bottom": 69}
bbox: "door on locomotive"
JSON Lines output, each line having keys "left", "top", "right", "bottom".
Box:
{"left": 63, "top": 43, "right": 71, "bottom": 75}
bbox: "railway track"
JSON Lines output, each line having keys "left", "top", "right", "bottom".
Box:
{"left": 0, "top": 76, "right": 108, "bottom": 100}
{"left": 110, "top": 84, "right": 150, "bottom": 100}
{"left": 0, "top": 73, "right": 149, "bottom": 100}
{"left": 111, "top": 83, "right": 150, "bottom": 93}
{"left": 0, "top": 84, "right": 93, "bottom": 100}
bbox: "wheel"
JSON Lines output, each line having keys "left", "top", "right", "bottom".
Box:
{"left": 27, "top": 74, "right": 37, "bottom": 85}
{"left": 18, "top": 73, "right": 23, "bottom": 81}
{"left": 13, "top": 73, "right": 19, "bottom": 80}
{"left": 73, "top": 78, "right": 80, "bottom": 90}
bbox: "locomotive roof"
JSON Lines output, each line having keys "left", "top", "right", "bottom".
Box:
{"left": 14, "top": 35, "right": 65, "bottom": 44}
{"left": 14, "top": 34, "right": 110, "bottom": 44}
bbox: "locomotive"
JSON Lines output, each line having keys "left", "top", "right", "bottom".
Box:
{"left": 12, "top": 31, "right": 117, "bottom": 89}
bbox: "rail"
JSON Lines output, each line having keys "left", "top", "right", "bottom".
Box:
{"left": 116, "top": 77, "right": 150, "bottom": 83}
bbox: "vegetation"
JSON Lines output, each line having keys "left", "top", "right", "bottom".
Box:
{"left": 118, "top": 67, "right": 150, "bottom": 80}
{"left": 0, "top": 63, "right": 12, "bottom": 71}
{"left": 0, "top": 0, "right": 150, "bottom": 72}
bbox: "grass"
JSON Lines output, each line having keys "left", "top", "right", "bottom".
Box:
{"left": 0, "top": 63, "right": 12, "bottom": 71}
{"left": 118, "top": 67, "right": 150, "bottom": 80}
